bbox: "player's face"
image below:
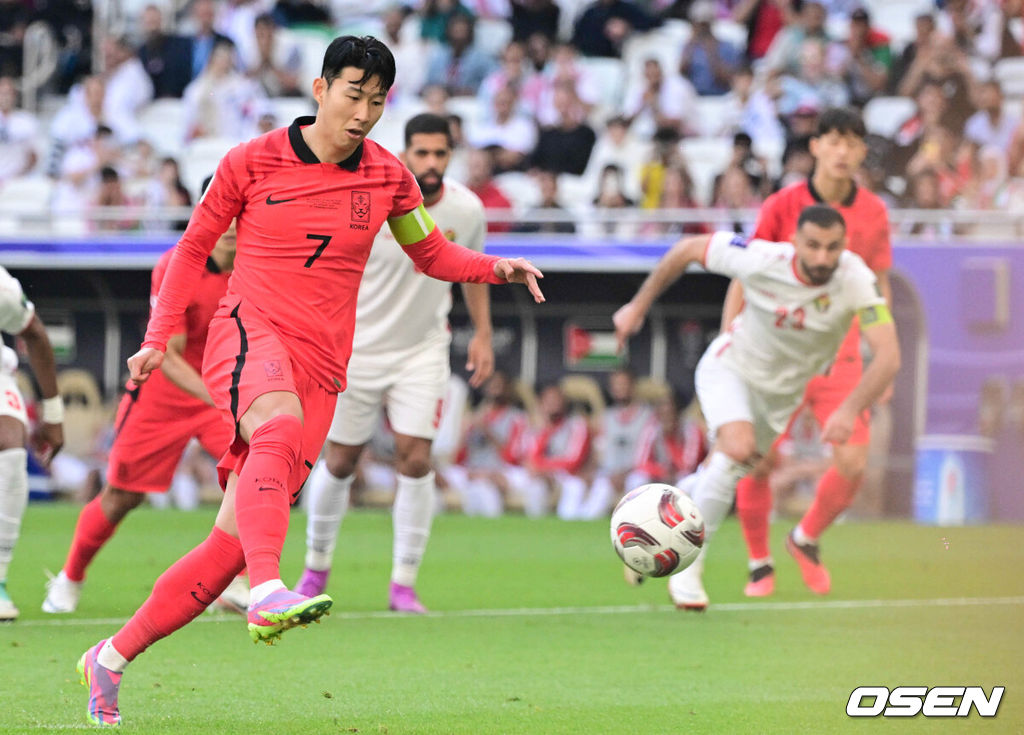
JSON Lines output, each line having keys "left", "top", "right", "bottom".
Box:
{"left": 315, "top": 68, "right": 387, "bottom": 148}
{"left": 404, "top": 132, "right": 451, "bottom": 198}
{"left": 810, "top": 130, "right": 866, "bottom": 182}
{"left": 794, "top": 222, "right": 846, "bottom": 285}
{"left": 213, "top": 220, "right": 237, "bottom": 270}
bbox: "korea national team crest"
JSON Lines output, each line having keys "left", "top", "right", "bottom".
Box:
{"left": 351, "top": 191, "right": 371, "bottom": 223}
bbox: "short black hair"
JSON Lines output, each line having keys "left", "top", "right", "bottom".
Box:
{"left": 100, "top": 166, "right": 119, "bottom": 182}
{"left": 797, "top": 204, "right": 846, "bottom": 232}
{"left": 814, "top": 107, "right": 866, "bottom": 139}
{"left": 321, "top": 35, "right": 396, "bottom": 92}
{"left": 404, "top": 113, "right": 453, "bottom": 148}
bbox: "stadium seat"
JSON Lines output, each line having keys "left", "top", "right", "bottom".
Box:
{"left": 494, "top": 171, "right": 540, "bottom": 210}
{"left": 994, "top": 57, "right": 1024, "bottom": 97}
{"left": 679, "top": 136, "right": 733, "bottom": 205}
{"left": 446, "top": 95, "right": 486, "bottom": 129}
{"left": 180, "top": 137, "right": 236, "bottom": 200}
{"left": 475, "top": 18, "right": 513, "bottom": 58}
{"left": 622, "top": 26, "right": 689, "bottom": 91}
{"left": 269, "top": 96, "right": 315, "bottom": 126}
{"left": 559, "top": 374, "right": 606, "bottom": 423}
{"left": 635, "top": 376, "right": 671, "bottom": 404}
{"left": 57, "top": 369, "right": 106, "bottom": 460}
{"left": 863, "top": 96, "right": 916, "bottom": 138}
{"left": 278, "top": 28, "right": 332, "bottom": 97}
{"left": 0, "top": 177, "right": 53, "bottom": 216}
{"left": 712, "top": 19, "right": 748, "bottom": 49}
{"left": 557, "top": 173, "right": 593, "bottom": 212}
{"left": 576, "top": 56, "right": 626, "bottom": 116}
{"left": 513, "top": 379, "right": 538, "bottom": 422}
{"left": 693, "top": 96, "right": 734, "bottom": 137}
{"left": 137, "top": 99, "right": 186, "bottom": 155}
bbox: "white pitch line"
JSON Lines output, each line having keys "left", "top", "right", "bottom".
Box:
{"left": 6, "top": 595, "right": 1024, "bottom": 629}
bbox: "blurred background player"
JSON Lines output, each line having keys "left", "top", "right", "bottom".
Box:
{"left": 631, "top": 393, "right": 707, "bottom": 489}
{"left": 722, "top": 107, "right": 893, "bottom": 598}
{"left": 43, "top": 179, "right": 237, "bottom": 615}
{"left": 296, "top": 113, "right": 495, "bottom": 613}
{"left": 561, "top": 368, "right": 651, "bottom": 520}
{"left": 444, "top": 370, "right": 529, "bottom": 517}
{"left": 77, "top": 36, "right": 544, "bottom": 727}
{"left": 0, "top": 266, "right": 64, "bottom": 621}
{"left": 520, "top": 383, "right": 591, "bottom": 518}
{"left": 614, "top": 207, "right": 900, "bottom": 610}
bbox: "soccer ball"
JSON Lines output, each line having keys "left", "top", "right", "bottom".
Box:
{"left": 610, "top": 483, "right": 705, "bottom": 578}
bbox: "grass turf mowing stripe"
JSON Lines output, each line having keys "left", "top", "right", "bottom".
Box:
{"left": 14, "top": 594, "right": 1024, "bottom": 628}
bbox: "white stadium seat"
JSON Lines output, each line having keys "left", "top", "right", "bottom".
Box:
{"left": 269, "top": 97, "right": 315, "bottom": 126}
{"left": 994, "top": 57, "right": 1024, "bottom": 98}
{"left": 475, "top": 18, "right": 513, "bottom": 58}
{"left": 0, "top": 177, "right": 53, "bottom": 215}
{"left": 680, "top": 136, "right": 733, "bottom": 206}
{"left": 494, "top": 171, "right": 540, "bottom": 210}
{"left": 863, "top": 96, "right": 916, "bottom": 138}
{"left": 180, "top": 137, "right": 236, "bottom": 200}
{"left": 137, "top": 98, "right": 186, "bottom": 155}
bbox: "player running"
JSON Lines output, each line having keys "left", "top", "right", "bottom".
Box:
{"left": 296, "top": 113, "right": 494, "bottom": 612}
{"left": 614, "top": 205, "right": 900, "bottom": 611}
{"left": 0, "top": 266, "right": 64, "bottom": 621}
{"left": 76, "top": 36, "right": 544, "bottom": 727}
{"left": 725, "top": 108, "right": 892, "bottom": 597}
{"left": 44, "top": 201, "right": 236, "bottom": 615}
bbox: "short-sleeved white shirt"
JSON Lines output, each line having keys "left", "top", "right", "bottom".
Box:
{"left": 0, "top": 265, "right": 34, "bottom": 336}
{"left": 0, "top": 109, "right": 39, "bottom": 181}
{"left": 704, "top": 230, "right": 884, "bottom": 397}
{"left": 351, "top": 178, "right": 487, "bottom": 356}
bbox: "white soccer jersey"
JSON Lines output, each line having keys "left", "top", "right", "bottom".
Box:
{"left": 0, "top": 266, "right": 34, "bottom": 377}
{"left": 352, "top": 178, "right": 486, "bottom": 355}
{"left": 704, "top": 231, "right": 885, "bottom": 397}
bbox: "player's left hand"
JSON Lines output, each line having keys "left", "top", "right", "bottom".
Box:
{"left": 821, "top": 406, "right": 858, "bottom": 445}
{"left": 29, "top": 421, "right": 63, "bottom": 468}
{"left": 466, "top": 332, "right": 495, "bottom": 388}
{"left": 495, "top": 258, "right": 545, "bottom": 303}
{"left": 613, "top": 301, "right": 646, "bottom": 353}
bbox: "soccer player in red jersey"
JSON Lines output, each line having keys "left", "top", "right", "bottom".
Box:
{"left": 76, "top": 36, "right": 544, "bottom": 727}
{"left": 44, "top": 193, "right": 236, "bottom": 616}
{"left": 724, "top": 108, "right": 893, "bottom": 597}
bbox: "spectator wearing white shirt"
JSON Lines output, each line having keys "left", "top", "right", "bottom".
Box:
{"left": 526, "top": 43, "right": 600, "bottom": 128}
{"left": 48, "top": 76, "right": 105, "bottom": 178}
{"left": 102, "top": 36, "right": 155, "bottom": 144}
{"left": 248, "top": 13, "right": 303, "bottom": 96}
{"left": 381, "top": 5, "right": 427, "bottom": 104}
{"left": 182, "top": 39, "right": 265, "bottom": 142}
{"left": 0, "top": 77, "right": 39, "bottom": 183}
{"left": 717, "top": 65, "right": 785, "bottom": 150}
{"left": 52, "top": 125, "right": 121, "bottom": 219}
{"left": 623, "top": 57, "right": 698, "bottom": 139}
{"left": 467, "top": 84, "right": 537, "bottom": 172}
{"left": 425, "top": 15, "right": 496, "bottom": 96}
{"left": 965, "top": 80, "right": 1018, "bottom": 152}
{"left": 582, "top": 115, "right": 648, "bottom": 201}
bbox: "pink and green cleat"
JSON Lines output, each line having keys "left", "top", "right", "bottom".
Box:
{"left": 77, "top": 640, "right": 122, "bottom": 727}
{"left": 246, "top": 588, "right": 332, "bottom": 644}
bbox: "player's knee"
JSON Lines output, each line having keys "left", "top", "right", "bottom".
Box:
{"left": 324, "top": 442, "right": 358, "bottom": 479}
{"left": 834, "top": 448, "right": 868, "bottom": 480}
{"left": 719, "top": 440, "right": 758, "bottom": 468}
{"left": 102, "top": 486, "right": 145, "bottom": 519}
{"left": 396, "top": 455, "right": 432, "bottom": 479}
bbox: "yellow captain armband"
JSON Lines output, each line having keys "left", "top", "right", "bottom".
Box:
{"left": 858, "top": 303, "right": 893, "bottom": 328}
{"left": 388, "top": 204, "right": 436, "bottom": 245}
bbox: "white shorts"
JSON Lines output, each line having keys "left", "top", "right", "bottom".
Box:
{"left": 327, "top": 338, "right": 451, "bottom": 446}
{"left": 0, "top": 372, "right": 29, "bottom": 428}
{"left": 695, "top": 336, "right": 802, "bottom": 456}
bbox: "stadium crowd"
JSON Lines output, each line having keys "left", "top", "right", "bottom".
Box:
{"left": 0, "top": 0, "right": 1023, "bottom": 233}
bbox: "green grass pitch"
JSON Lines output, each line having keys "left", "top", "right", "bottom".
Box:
{"left": 1, "top": 504, "right": 1022, "bottom": 734}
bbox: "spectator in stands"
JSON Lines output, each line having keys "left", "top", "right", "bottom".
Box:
{"left": 856, "top": 134, "right": 900, "bottom": 208}
{"left": 679, "top": 0, "right": 741, "bottom": 96}
{"left": 832, "top": 8, "right": 890, "bottom": 107}
{"left": 425, "top": 15, "right": 496, "bottom": 96}
{"left": 889, "top": 13, "right": 936, "bottom": 94}
{"left": 583, "top": 115, "right": 647, "bottom": 201}
{"left": 52, "top": 125, "right": 119, "bottom": 219}
{"left": 900, "top": 168, "right": 954, "bottom": 238}
{"left": 589, "top": 163, "right": 638, "bottom": 238}
{"left": 529, "top": 43, "right": 599, "bottom": 127}
{"left": 0, "top": 0, "right": 30, "bottom": 76}
{"left": 445, "top": 370, "right": 529, "bottom": 516}
{"left": 466, "top": 148, "right": 514, "bottom": 232}
{"left": 783, "top": 101, "right": 820, "bottom": 141}
{"left": 48, "top": 76, "right": 105, "bottom": 177}
{"left": 891, "top": 79, "right": 949, "bottom": 175}
{"left": 896, "top": 38, "right": 974, "bottom": 134}
{"left": 716, "top": 131, "right": 770, "bottom": 198}
{"left": 572, "top": 0, "right": 661, "bottom": 58}
{"left": 632, "top": 392, "right": 707, "bottom": 487}
{"left": 733, "top": 0, "right": 791, "bottom": 62}
{"left": 37, "top": 0, "right": 94, "bottom": 92}
{"left": 965, "top": 80, "right": 1018, "bottom": 152}
{"left": 182, "top": 39, "right": 265, "bottom": 142}
{"left": 248, "top": 13, "right": 303, "bottom": 97}
{"left": 647, "top": 164, "right": 705, "bottom": 235}
{"left": 938, "top": 0, "right": 1010, "bottom": 62}
{"left": 520, "top": 384, "right": 591, "bottom": 517}
{"left": 445, "top": 112, "right": 471, "bottom": 182}
{"left": 762, "top": 0, "right": 828, "bottom": 77}
{"left": 713, "top": 163, "right": 762, "bottom": 231}
{"left": 102, "top": 36, "right": 154, "bottom": 145}
{"left": 140, "top": 156, "right": 192, "bottom": 230}
{"left": 272, "top": 0, "right": 332, "bottom": 25}
{"left": 524, "top": 30, "right": 552, "bottom": 73}
{"left": 638, "top": 126, "right": 682, "bottom": 209}
{"left": 382, "top": 5, "right": 427, "bottom": 103}
{"left": 775, "top": 134, "right": 813, "bottom": 189}
{"left": 961, "top": 144, "right": 1008, "bottom": 210}
{"left": 217, "top": 0, "right": 264, "bottom": 72}
{"left": 905, "top": 124, "right": 970, "bottom": 206}
{"left": 0, "top": 76, "right": 39, "bottom": 183}
{"left": 1008, "top": 118, "right": 1024, "bottom": 178}
{"left": 467, "top": 84, "right": 537, "bottom": 172}
{"left": 138, "top": 4, "right": 193, "bottom": 99}
{"left": 562, "top": 369, "right": 651, "bottom": 519}
{"left": 514, "top": 170, "right": 576, "bottom": 233}
{"left": 510, "top": 0, "right": 560, "bottom": 42}
{"left": 717, "top": 65, "right": 785, "bottom": 149}
{"left": 92, "top": 166, "right": 137, "bottom": 232}
{"left": 421, "top": 0, "right": 475, "bottom": 43}
{"left": 187, "top": 0, "right": 233, "bottom": 81}
{"left": 624, "top": 58, "right": 698, "bottom": 139}
{"left": 479, "top": 42, "right": 533, "bottom": 110}
{"left": 776, "top": 39, "right": 849, "bottom": 117}
{"left": 529, "top": 81, "right": 596, "bottom": 175}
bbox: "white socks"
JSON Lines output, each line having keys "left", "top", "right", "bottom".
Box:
{"left": 0, "top": 448, "right": 28, "bottom": 581}
{"left": 97, "top": 639, "right": 129, "bottom": 673}
{"left": 792, "top": 524, "right": 815, "bottom": 545}
{"left": 392, "top": 472, "right": 436, "bottom": 587}
{"left": 249, "top": 579, "right": 285, "bottom": 606}
{"left": 692, "top": 452, "right": 752, "bottom": 542}
{"left": 303, "top": 460, "right": 353, "bottom": 571}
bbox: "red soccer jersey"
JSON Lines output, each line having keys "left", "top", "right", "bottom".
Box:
{"left": 143, "top": 117, "right": 502, "bottom": 392}
{"left": 753, "top": 179, "right": 891, "bottom": 370}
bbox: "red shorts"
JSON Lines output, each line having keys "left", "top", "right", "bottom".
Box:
{"left": 106, "top": 372, "right": 234, "bottom": 494}
{"left": 203, "top": 298, "right": 338, "bottom": 502}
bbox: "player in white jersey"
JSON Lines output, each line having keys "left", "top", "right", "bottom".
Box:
{"left": 296, "top": 113, "right": 494, "bottom": 612}
{"left": 614, "top": 205, "right": 900, "bottom": 610}
{"left": 0, "top": 266, "right": 64, "bottom": 619}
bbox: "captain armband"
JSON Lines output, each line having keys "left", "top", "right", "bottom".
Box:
{"left": 388, "top": 204, "right": 437, "bottom": 246}
{"left": 858, "top": 303, "right": 893, "bottom": 328}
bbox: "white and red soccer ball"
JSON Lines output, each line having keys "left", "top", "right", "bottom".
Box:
{"left": 610, "top": 483, "right": 705, "bottom": 578}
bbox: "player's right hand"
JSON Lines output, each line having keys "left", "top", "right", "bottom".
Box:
{"left": 127, "top": 347, "right": 165, "bottom": 384}
{"left": 613, "top": 301, "right": 646, "bottom": 353}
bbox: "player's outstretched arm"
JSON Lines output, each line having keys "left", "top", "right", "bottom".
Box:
{"left": 494, "top": 258, "right": 545, "bottom": 303}
{"left": 721, "top": 279, "right": 745, "bottom": 333}
{"left": 127, "top": 346, "right": 165, "bottom": 386}
{"left": 160, "top": 334, "right": 214, "bottom": 405}
{"left": 821, "top": 307, "right": 900, "bottom": 445}
{"left": 613, "top": 233, "right": 712, "bottom": 351}
{"left": 19, "top": 314, "right": 63, "bottom": 465}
